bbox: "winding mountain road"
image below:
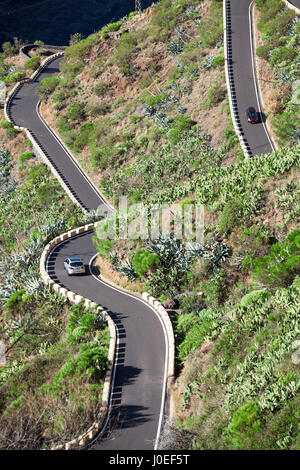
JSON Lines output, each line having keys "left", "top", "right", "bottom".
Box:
{"left": 8, "top": 57, "right": 168, "bottom": 451}
{"left": 7, "top": 0, "right": 290, "bottom": 450}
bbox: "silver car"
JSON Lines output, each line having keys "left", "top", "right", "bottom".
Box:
{"left": 64, "top": 257, "right": 86, "bottom": 276}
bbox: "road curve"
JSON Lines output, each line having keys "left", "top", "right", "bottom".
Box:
{"left": 8, "top": 57, "right": 168, "bottom": 450}
{"left": 8, "top": 57, "right": 109, "bottom": 213}
{"left": 47, "top": 231, "right": 167, "bottom": 450}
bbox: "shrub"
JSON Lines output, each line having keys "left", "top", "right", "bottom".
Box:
{"left": 6, "top": 71, "right": 27, "bottom": 84}
{"left": 36, "top": 183, "right": 61, "bottom": 203}
{"left": 132, "top": 249, "right": 159, "bottom": 277}
{"left": 211, "top": 56, "right": 225, "bottom": 68}
{"left": 0, "top": 120, "right": 18, "bottom": 138}
{"left": 272, "top": 107, "right": 299, "bottom": 146}
{"left": 197, "top": 0, "right": 223, "bottom": 47}
{"left": 227, "top": 402, "right": 261, "bottom": 450}
{"left": 167, "top": 116, "right": 195, "bottom": 143}
{"left": 130, "top": 114, "right": 141, "bottom": 124}
{"left": 219, "top": 198, "right": 244, "bottom": 233}
{"left": 269, "top": 47, "right": 296, "bottom": 66}
{"left": 6, "top": 290, "right": 26, "bottom": 308}
{"left": 38, "top": 77, "right": 60, "bottom": 99}
{"left": 94, "top": 81, "right": 109, "bottom": 97}
{"left": 102, "top": 21, "right": 123, "bottom": 37}
{"left": 24, "top": 56, "right": 41, "bottom": 71}
{"left": 177, "top": 308, "right": 220, "bottom": 362}
{"left": 64, "top": 33, "right": 99, "bottom": 61}
{"left": 19, "top": 152, "right": 34, "bottom": 164}
{"left": 91, "top": 104, "right": 111, "bottom": 117}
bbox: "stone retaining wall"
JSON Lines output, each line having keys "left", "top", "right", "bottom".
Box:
{"left": 19, "top": 44, "right": 65, "bottom": 62}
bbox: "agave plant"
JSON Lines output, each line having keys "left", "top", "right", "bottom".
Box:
{"left": 203, "top": 54, "right": 217, "bottom": 70}
{"left": 116, "top": 259, "right": 137, "bottom": 281}
{"left": 20, "top": 272, "right": 44, "bottom": 294}
{"left": 166, "top": 40, "right": 184, "bottom": 56}
{"left": 154, "top": 113, "right": 173, "bottom": 129}
{"left": 37, "top": 218, "right": 66, "bottom": 239}
{"left": 0, "top": 275, "right": 17, "bottom": 302}
{"left": 108, "top": 251, "right": 119, "bottom": 268}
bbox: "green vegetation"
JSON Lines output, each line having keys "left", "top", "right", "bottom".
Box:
{"left": 38, "top": 77, "right": 60, "bottom": 99}
{"left": 0, "top": 141, "right": 108, "bottom": 449}
{"left": 197, "top": 0, "right": 223, "bottom": 47}
{"left": 0, "top": 297, "right": 109, "bottom": 449}
{"left": 19, "top": 151, "right": 34, "bottom": 164}
{"left": 24, "top": 56, "right": 41, "bottom": 72}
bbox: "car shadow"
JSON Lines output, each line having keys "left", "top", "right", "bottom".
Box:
{"left": 257, "top": 111, "right": 267, "bottom": 124}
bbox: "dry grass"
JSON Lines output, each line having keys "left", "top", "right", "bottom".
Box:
{"left": 95, "top": 255, "right": 145, "bottom": 295}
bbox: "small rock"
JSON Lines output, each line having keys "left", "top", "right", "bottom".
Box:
{"left": 162, "top": 298, "right": 176, "bottom": 309}
{"left": 200, "top": 341, "right": 214, "bottom": 354}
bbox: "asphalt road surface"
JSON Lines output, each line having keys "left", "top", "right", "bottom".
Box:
{"left": 288, "top": 1, "right": 300, "bottom": 8}
{"left": 9, "top": 57, "right": 109, "bottom": 213}
{"left": 47, "top": 232, "right": 166, "bottom": 450}
{"left": 229, "top": 0, "right": 274, "bottom": 156}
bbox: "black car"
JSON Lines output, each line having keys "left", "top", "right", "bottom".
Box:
{"left": 246, "top": 106, "right": 259, "bottom": 123}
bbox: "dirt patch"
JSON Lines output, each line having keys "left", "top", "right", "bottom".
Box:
{"left": 95, "top": 255, "right": 145, "bottom": 294}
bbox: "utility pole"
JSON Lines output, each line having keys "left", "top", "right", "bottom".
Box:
{"left": 135, "top": 0, "right": 141, "bottom": 11}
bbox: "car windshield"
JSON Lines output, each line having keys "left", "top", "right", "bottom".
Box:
{"left": 70, "top": 262, "right": 83, "bottom": 267}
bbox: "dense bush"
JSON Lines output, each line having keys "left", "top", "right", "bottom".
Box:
{"left": 38, "top": 77, "right": 60, "bottom": 100}
{"left": 132, "top": 249, "right": 159, "bottom": 277}
{"left": 113, "top": 32, "right": 138, "bottom": 76}
{"left": 203, "top": 84, "right": 226, "bottom": 109}
{"left": 24, "top": 56, "right": 41, "bottom": 71}
{"left": 19, "top": 152, "right": 34, "bottom": 164}
{"left": 244, "top": 228, "right": 300, "bottom": 287}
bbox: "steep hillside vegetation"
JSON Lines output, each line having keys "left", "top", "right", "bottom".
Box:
{"left": 254, "top": 0, "right": 300, "bottom": 147}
